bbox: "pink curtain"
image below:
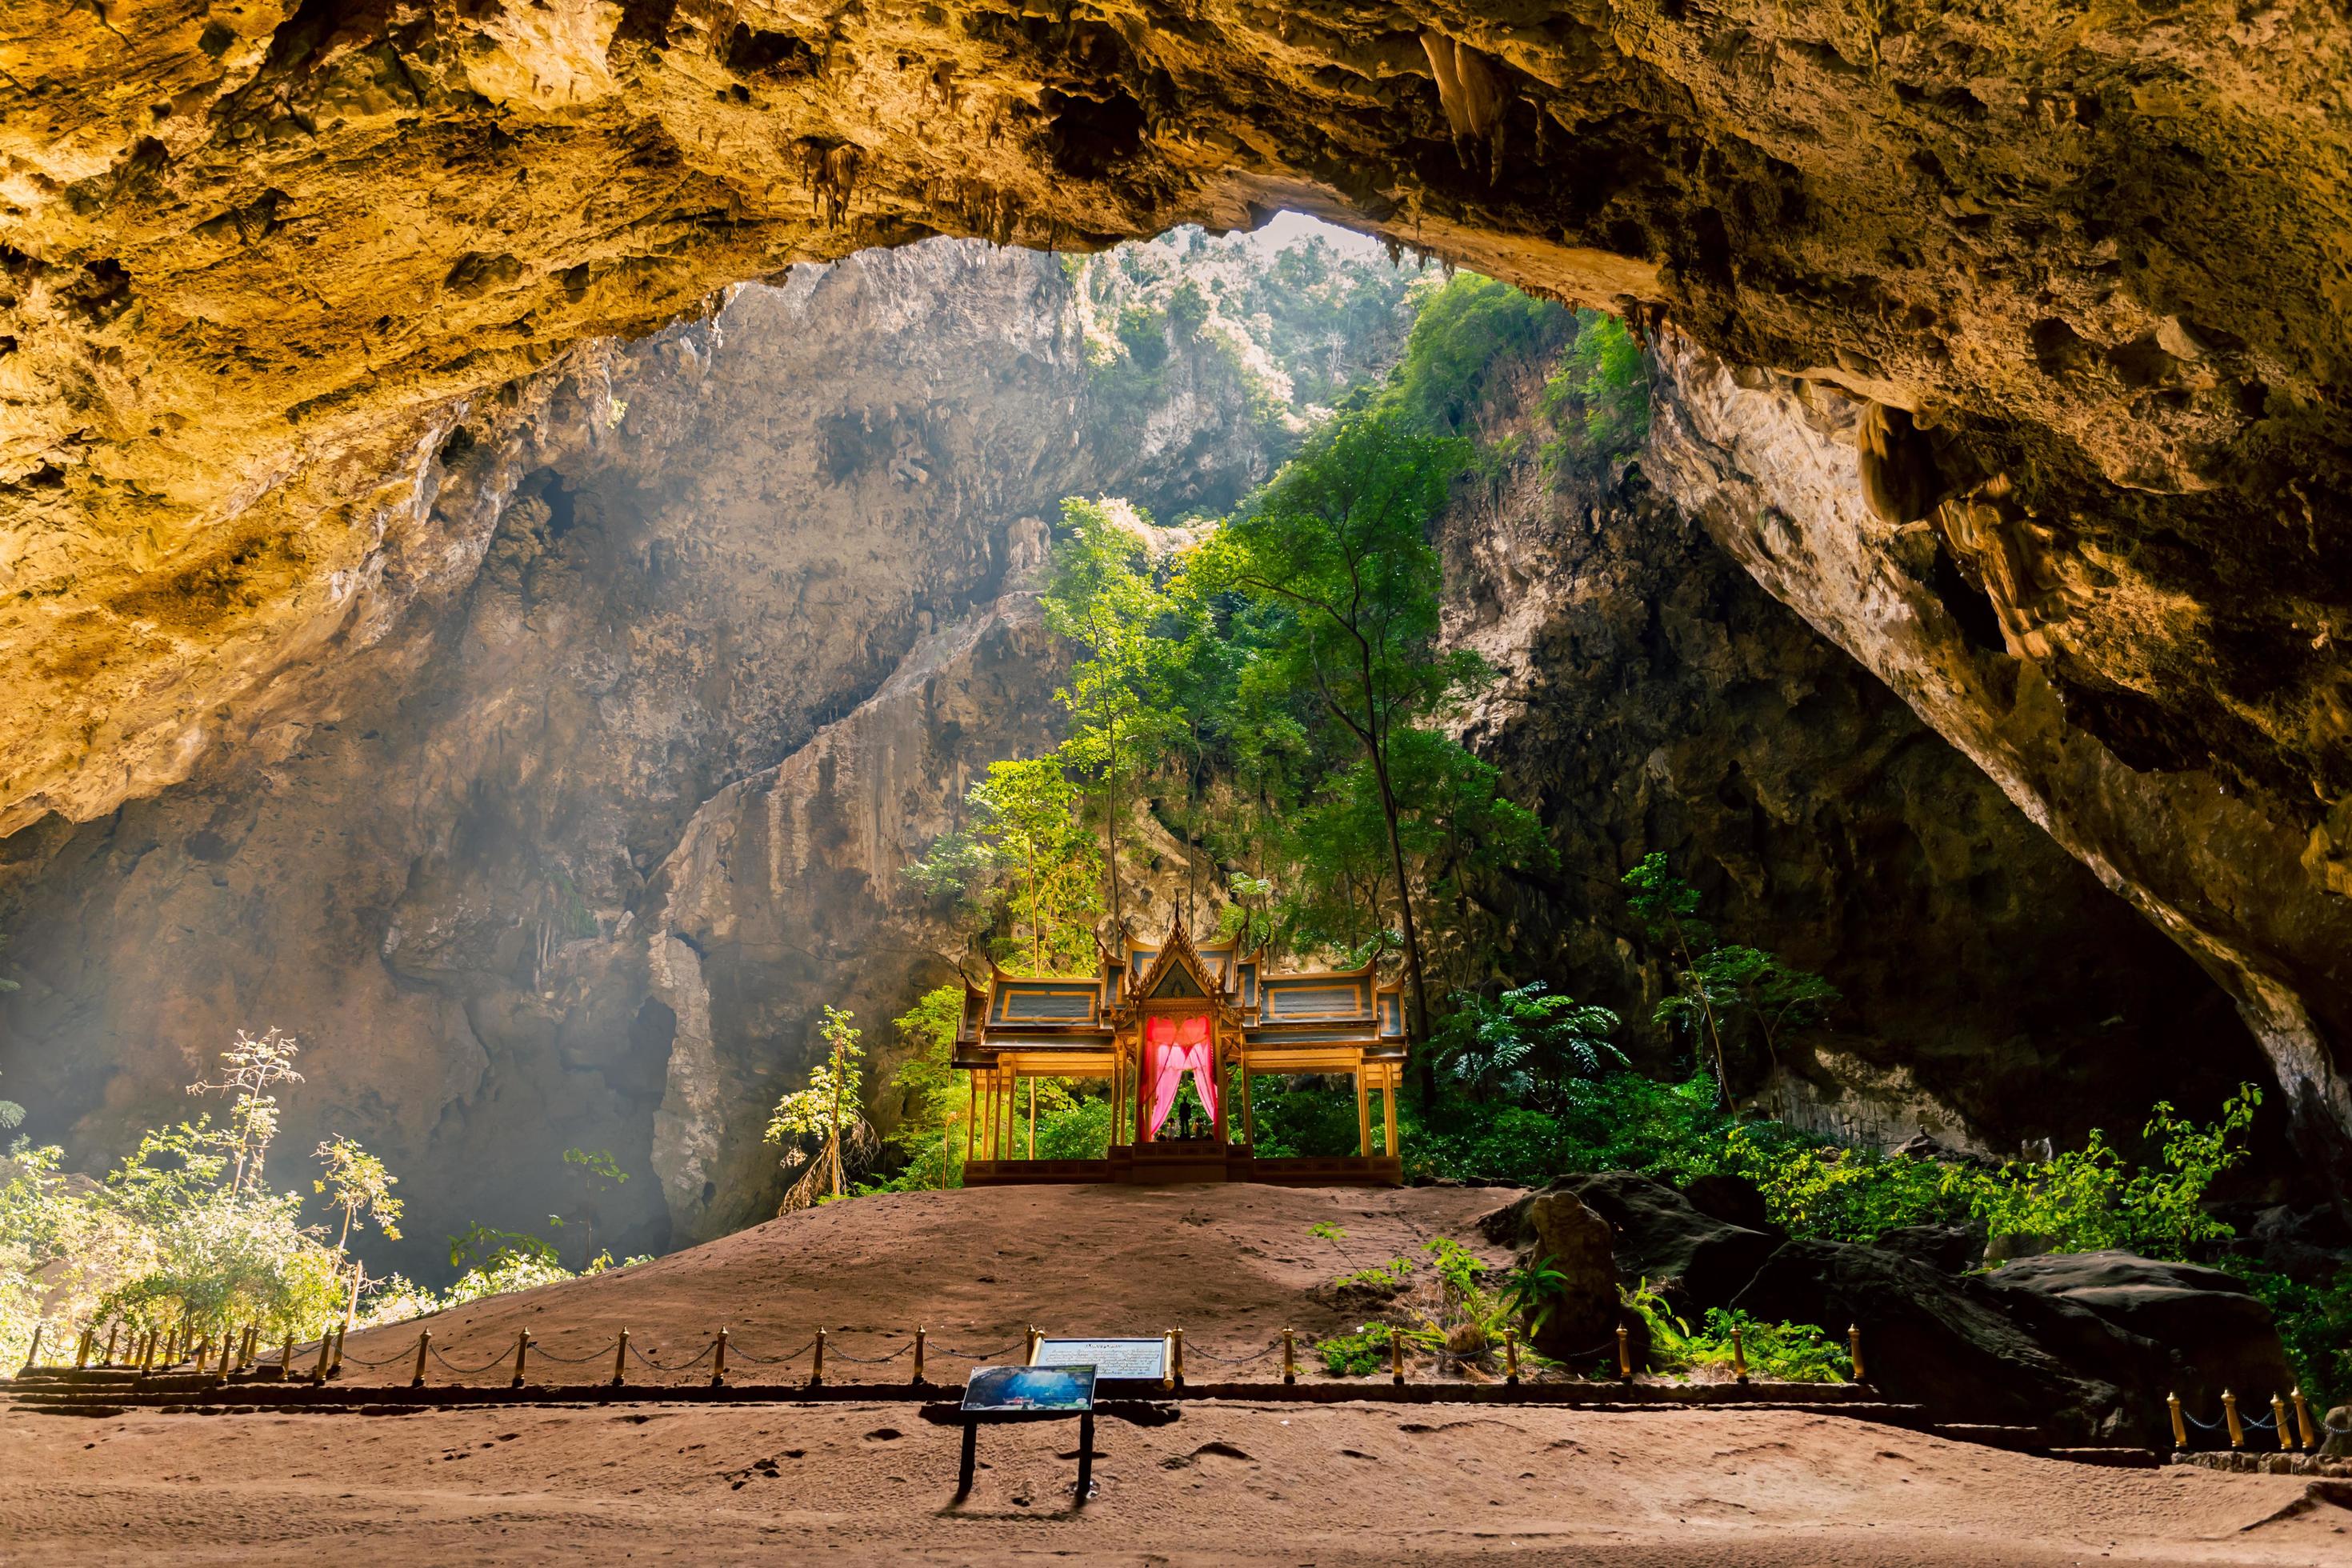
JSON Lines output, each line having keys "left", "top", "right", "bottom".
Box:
{"left": 1142, "top": 1014, "right": 1218, "bottom": 1138}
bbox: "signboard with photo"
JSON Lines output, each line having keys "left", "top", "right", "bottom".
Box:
{"left": 960, "top": 1362, "right": 1098, "bottom": 1418}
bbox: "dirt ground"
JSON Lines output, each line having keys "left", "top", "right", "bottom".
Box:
{"left": 328, "top": 1182, "right": 1528, "bottom": 1384}
{"left": 6, "top": 1185, "right": 2346, "bottom": 1562}
{"left": 4, "top": 1398, "right": 2344, "bottom": 1564}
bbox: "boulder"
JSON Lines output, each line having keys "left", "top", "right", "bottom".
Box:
{"left": 1731, "top": 1238, "right": 2136, "bottom": 1442}
{"left": 1872, "top": 1224, "right": 1984, "bottom": 1275}
{"left": 1979, "top": 1251, "right": 2299, "bottom": 1415}
{"left": 1479, "top": 1189, "right": 1623, "bottom": 1364}
{"left": 1679, "top": 1173, "right": 1778, "bottom": 1237}
{"left": 1554, "top": 1171, "right": 1779, "bottom": 1313}
{"left": 1518, "top": 1189, "right": 1622, "bottom": 1363}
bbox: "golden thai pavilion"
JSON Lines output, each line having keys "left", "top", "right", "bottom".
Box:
{"left": 954, "top": 918, "right": 1408, "bottom": 1186}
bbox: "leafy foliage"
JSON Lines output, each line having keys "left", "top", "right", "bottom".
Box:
{"left": 1433, "top": 982, "right": 1625, "bottom": 1113}
{"left": 1385, "top": 273, "right": 1570, "bottom": 432}
{"left": 1542, "top": 310, "right": 1651, "bottom": 469}
{"left": 907, "top": 758, "right": 1102, "bottom": 974}
{"left": 1622, "top": 854, "right": 1839, "bottom": 1102}
{"left": 766, "top": 1006, "right": 874, "bottom": 1211}
{"left": 1622, "top": 1281, "right": 1854, "bottom": 1383}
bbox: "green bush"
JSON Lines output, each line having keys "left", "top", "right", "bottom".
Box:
{"left": 1622, "top": 1281, "right": 1851, "bottom": 1383}
{"left": 2234, "top": 1263, "right": 2352, "bottom": 1407}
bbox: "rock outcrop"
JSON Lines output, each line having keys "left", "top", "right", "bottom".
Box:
{"left": 1438, "top": 342, "right": 2274, "bottom": 1162}
{"left": 1645, "top": 336, "right": 2352, "bottom": 1182}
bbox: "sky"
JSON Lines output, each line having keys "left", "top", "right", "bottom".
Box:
{"left": 1240, "top": 210, "right": 1386, "bottom": 259}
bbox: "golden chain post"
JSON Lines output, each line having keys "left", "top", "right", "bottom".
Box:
{"left": 1847, "top": 1324, "right": 1866, "bottom": 1383}
{"left": 811, "top": 1326, "right": 826, "bottom": 1388}
{"left": 2292, "top": 1387, "right": 2317, "bottom": 1450}
{"left": 2223, "top": 1390, "right": 2243, "bottom": 1450}
{"left": 711, "top": 1327, "right": 727, "bottom": 1389}
{"left": 1615, "top": 1325, "right": 1631, "bottom": 1382}
{"left": 1390, "top": 1329, "right": 1405, "bottom": 1386}
{"left": 1282, "top": 1327, "right": 1296, "bottom": 1386}
{"left": 2270, "top": 1393, "right": 2294, "bottom": 1451}
{"left": 912, "top": 1327, "right": 926, "bottom": 1386}
{"left": 1731, "top": 1324, "right": 1747, "bottom": 1384}
{"left": 511, "top": 1330, "right": 531, "bottom": 1390}
{"left": 410, "top": 1330, "right": 430, "bottom": 1389}
{"left": 611, "top": 1329, "right": 630, "bottom": 1389}
{"left": 1503, "top": 1326, "right": 1520, "bottom": 1387}
{"left": 2167, "top": 1392, "right": 2187, "bottom": 1449}
{"left": 313, "top": 1328, "right": 333, "bottom": 1385}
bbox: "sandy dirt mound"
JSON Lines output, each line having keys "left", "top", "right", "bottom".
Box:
{"left": 9, "top": 1185, "right": 2346, "bottom": 1562}
{"left": 331, "top": 1184, "right": 1521, "bottom": 1383}
{"left": 3, "top": 1399, "right": 2343, "bottom": 1564}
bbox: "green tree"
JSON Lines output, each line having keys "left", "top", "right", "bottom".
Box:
{"left": 1433, "top": 982, "right": 1625, "bottom": 1114}
{"left": 185, "top": 1027, "right": 305, "bottom": 1196}
{"left": 313, "top": 1135, "right": 402, "bottom": 1326}
{"left": 1542, "top": 310, "right": 1650, "bottom": 467}
{"left": 1621, "top": 855, "right": 1730, "bottom": 1101}
{"left": 884, "top": 985, "right": 967, "bottom": 1190}
{"left": 1192, "top": 410, "right": 1478, "bottom": 1075}
{"left": 1042, "top": 498, "right": 1182, "bottom": 939}
{"left": 766, "top": 1006, "right": 873, "bottom": 1213}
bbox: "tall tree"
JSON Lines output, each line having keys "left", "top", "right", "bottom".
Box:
{"left": 1192, "top": 410, "right": 1478, "bottom": 1082}
{"left": 186, "top": 1028, "right": 304, "bottom": 1195}
{"left": 313, "top": 1136, "right": 402, "bottom": 1326}
{"left": 766, "top": 1006, "right": 873, "bottom": 1213}
{"left": 1042, "top": 498, "right": 1180, "bottom": 941}
{"left": 908, "top": 757, "right": 1102, "bottom": 974}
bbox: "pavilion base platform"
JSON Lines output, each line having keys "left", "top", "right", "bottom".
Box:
{"left": 963, "top": 1146, "right": 1403, "bottom": 1188}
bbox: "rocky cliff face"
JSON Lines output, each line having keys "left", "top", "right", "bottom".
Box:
{"left": 0, "top": 242, "right": 1106, "bottom": 1271}
{"left": 0, "top": 232, "right": 1362, "bottom": 1272}
{"left": 1644, "top": 337, "right": 2352, "bottom": 1180}
{"left": 1437, "top": 348, "right": 2273, "bottom": 1164}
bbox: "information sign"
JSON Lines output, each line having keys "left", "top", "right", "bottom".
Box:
{"left": 960, "top": 1362, "right": 1097, "bottom": 1418}
{"left": 1033, "top": 1337, "right": 1167, "bottom": 1381}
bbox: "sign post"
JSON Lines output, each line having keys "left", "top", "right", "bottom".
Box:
{"left": 955, "top": 1363, "right": 1101, "bottom": 1504}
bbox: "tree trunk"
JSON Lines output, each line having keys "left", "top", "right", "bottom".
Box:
{"left": 1369, "top": 750, "right": 1434, "bottom": 1102}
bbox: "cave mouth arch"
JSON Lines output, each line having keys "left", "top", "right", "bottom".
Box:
{"left": 6, "top": 2, "right": 2351, "bottom": 1201}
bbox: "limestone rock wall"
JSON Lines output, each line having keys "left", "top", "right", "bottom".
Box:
{"left": 1438, "top": 347, "right": 2274, "bottom": 1166}
{"left": 1645, "top": 333, "right": 2352, "bottom": 1181}
{"left": 0, "top": 240, "right": 1102, "bottom": 1273}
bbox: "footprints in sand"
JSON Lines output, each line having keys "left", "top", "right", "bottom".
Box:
{"left": 1162, "top": 1440, "right": 1254, "bottom": 1470}
{"left": 722, "top": 1449, "right": 807, "bottom": 1489}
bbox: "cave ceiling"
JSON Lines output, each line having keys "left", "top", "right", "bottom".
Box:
{"left": 6, "top": 1, "right": 2351, "bottom": 1158}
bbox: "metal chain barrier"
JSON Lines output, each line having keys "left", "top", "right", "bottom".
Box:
{"left": 627, "top": 1339, "right": 718, "bottom": 1373}
{"left": 337, "top": 1341, "right": 426, "bottom": 1368}
{"left": 2325, "top": 1410, "right": 2352, "bottom": 1435}
{"left": 824, "top": 1342, "right": 915, "bottom": 1365}
{"left": 927, "top": 1341, "right": 1026, "bottom": 1362}
{"left": 1187, "top": 1340, "right": 1281, "bottom": 1366}
{"left": 529, "top": 1342, "right": 622, "bottom": 1365}
{"left": 725, "top": 1337, "right": 816, "bottom": 1367}
{"left": 429, "top": 1344, "right": 518, "bottom": 1376}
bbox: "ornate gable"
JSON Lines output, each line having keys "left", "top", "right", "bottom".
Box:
{"left": 1130, "top": 916, "right": 1222, "bottom": 1008}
